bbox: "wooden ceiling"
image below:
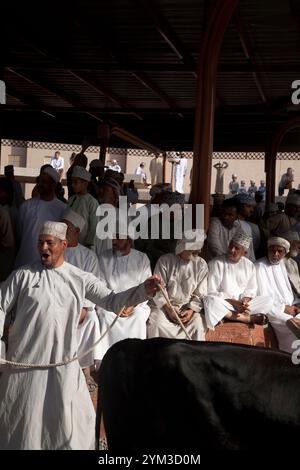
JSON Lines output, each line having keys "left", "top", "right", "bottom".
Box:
{"left": 1, "top": 0, "right": 300, "bottom": 151}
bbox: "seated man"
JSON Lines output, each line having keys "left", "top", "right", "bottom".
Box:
{"left": 96, "top": 229, "right": 152, "bottom": 361}
{"left": 204, "top": 230, "right": 271, "bottom": 330}
{"left": 147, "top": 230, "right": 208, "bottom": 340}
{"left": 255, "top": 237, "right": 300, "bottom": 353}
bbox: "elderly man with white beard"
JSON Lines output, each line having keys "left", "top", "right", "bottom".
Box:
{"left": 255, "top": 237, "right": 300, "bottom": 353}
{"left": 147, "top": 230, "right": 208, "bottom": 340}
{"left": 204, "top": 230, "right": 271, "bottom": 330}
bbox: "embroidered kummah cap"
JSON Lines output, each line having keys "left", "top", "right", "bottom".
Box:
{"left": 41, "top": 166, "right": 60, "bottom": 183}
{"left": 234, "top": 193, "right": 256, "bottom": 205}
{"left": 62, "top": 208, "right": 86, "bottom": 232}
{"left": 39, "top": 221, "right": 67, "bottom": 240}
{"left": 267, "top": 237, "right": 290, "bottom": 253}
{"left": 175, "top": 229, "right": 206, "bottom": 255}
{"left": 231, "top": 229, "right": 252, "bottom": 250}
{"left": 72, "top": 166, "right": 91, "bottom": 182}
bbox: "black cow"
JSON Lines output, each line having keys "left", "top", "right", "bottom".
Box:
{"left": 98, "top": 338, "right": 300, "bottom": 452}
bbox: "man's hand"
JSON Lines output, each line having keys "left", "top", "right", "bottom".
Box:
{"left": 144, "top": 275, "right": 163, "bottom": 296}
{"left": 162, "top": 303, "right": 180, "bottom": 324}
{"left": 226, "top": 299, "right": 245, "bottom": 313}
{"left": 79, "top": 307, "right": 88, "bottom": 324}
{"left": 179, "top": 308, "right": 194, "bottom": 324}
{"left": 284, "top": 305, "right": 300, "bottom": 316}
{"left": 120, "top": 306, "right": 135, "bottom": 317}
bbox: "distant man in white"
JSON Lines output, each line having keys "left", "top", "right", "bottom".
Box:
{"left": 97, "top": 232, "right": 151, "bottom": 361}
{"left": 174, "top": 154, "right": 187, "bottom": 194}
{"left": 149, "top": 154, "right": 163, "bottom": 185}
{"left": 15, "top": 166, "right": 66, "bottom": 268}
{"left": 204, "top": 231, "right": 272, "bottom": 330}
{"left": 50, "top": 151, "right": 64, "bottom": 180}
{"left": 135, "top": 162, "right": 147, "bottom": 184}
{"left": 147, "top": 230, "right": 208, "bottom": 340}
{"left": 0, "top": 221, "right": 162, "bottom": 450}
{"left": 108, "top": 159, "right": 122, "bottom": 173}
{"left": 255, "top": 237, "right": 300, "bottom": 353}
{"left": 62, "top": 208, "right": 102, "bottom": 391}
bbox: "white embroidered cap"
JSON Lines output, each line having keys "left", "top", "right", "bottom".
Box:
{"left": 39, "top": 221, "right": 67, "bottom": 240}
{"left": 267, "top": 237, "right": 290, "bottom": 253}
{"left": 41, "top": 166, "right": 60, "bottom": 183}
{"left": 231, "top": 229, "right": 252, "bottom": 250}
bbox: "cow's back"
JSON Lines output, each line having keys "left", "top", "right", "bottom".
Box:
{"left": 99, "top": 338, "right": 300, "bottom": 451}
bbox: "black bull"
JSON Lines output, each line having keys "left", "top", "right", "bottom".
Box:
{"left": 98, "top": 338, "right": 300, "bottom": 451}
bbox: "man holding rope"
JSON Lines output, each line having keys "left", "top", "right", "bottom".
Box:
{"left": 0, "top": 221, "right": 162, "bottom": 450}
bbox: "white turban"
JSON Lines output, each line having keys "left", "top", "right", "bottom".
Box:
{"left": 231, "top": 230, "right": 252, "bottom": 250}
{"left": 72, "top": 166, "right": 91, "bottom": 182}
{"left": 42, "top": 166, "right": 60, "bottom": 183}
{"left": 267, "top": 237, "right": 290, "bottom": 253}
{"left": 39, "top": 221, "right": 67, "bottom": 240}
{"left": 175, "top": 229, "right": 206, "bottom": 255}
{"left": 62, "top": 209, "right": 86, "bottom": 232}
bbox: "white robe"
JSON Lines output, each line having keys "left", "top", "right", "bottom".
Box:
{"left": 149, "top": 157, "right": 163, "bottom": 185}
{"left": 64, "top": 244, "right": 102, "bottom": 368}
{"left": 147, "top": 253, "right": 208, "bottom": 340}
{"left": 255, "top": 257, "right": 300, "bottom": 353}
{"left": 174, "top": 158, "right": 187, "bottom": 193}
{"left": 97, "top": 249, "right": 151, "bottom": 359}
{"left": 0, "top": 261, "right": 150, "bottom": 450}
{"left": 15, "top": 197, "right": 66, "bottom": 268}
{"left": 205, "top": 255, "right": 271, "bottom": 329}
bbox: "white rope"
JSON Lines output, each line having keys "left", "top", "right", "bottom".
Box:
{"left": 0, "top": 309, "right": 124, "bottom": 369}
{"left": 157, "top": 284, "right": 192, "bottom": 340}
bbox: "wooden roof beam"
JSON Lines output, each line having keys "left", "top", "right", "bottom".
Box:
{"left": 233, "top": 11, "right": 268, "bottom": 104}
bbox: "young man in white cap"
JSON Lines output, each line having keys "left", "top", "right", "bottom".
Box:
{"left": 0, "top": 220, "right": 162, "bottom": 450}
{"left": 147, "top": 230, "right": 208, "bottom": 340}
{"left": 15, "top": 166, "right": 66, "bottom": 268}
{"left": 50, "top": 150, "right": 64, "bottom": 180}
{"left": 62, "top": 208, "right": 102, "bottom": 391}
{"left": 97, "top": 220, "right": 151, "bottom": 363}
{"left": 204, "top": 230, "right": 271, "bottom": 330}
{"left": 255, "top": 237, "right": 300, "bottom": 353}
{"left": 67, "top": 165, "right": 99, "bottom": 249}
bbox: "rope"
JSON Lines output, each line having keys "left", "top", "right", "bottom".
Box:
{"left": 0, "top": 309, "right": 124, "bottom": 369}
{"left": 157, "top": 284, "right": 192, "bottom": 340}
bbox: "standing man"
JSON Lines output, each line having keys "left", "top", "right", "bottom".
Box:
{"left": 213, "top": 161, "right": 228, "bottom": 194}
{"left": 62, "top": 209, "right": 102, "bottom": 391}
{"left": 50, "top": 151, "right": 64, "bottom": 181}
{"left": 0, "top": 221, "right": 162, "bottom": 450}
{"left": 278, "top": 167, "right": 294, "bottom": 196}
{"left": 229, "top": 174, "right": 239, "bottom": 195}
{"left": 15, "top": 166, "right": 66, "bottom": 267}
{"left": 174, "top": 153, "right": 187, "bottom": 194}
{"left": 134, "top": 162, "right": 147, "bottom": 184}
{"left": 149, "top": 154, "right": 163, "bottom": 186}
{"left": 4, "top": 165, "right": 24, "bottom": 208}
